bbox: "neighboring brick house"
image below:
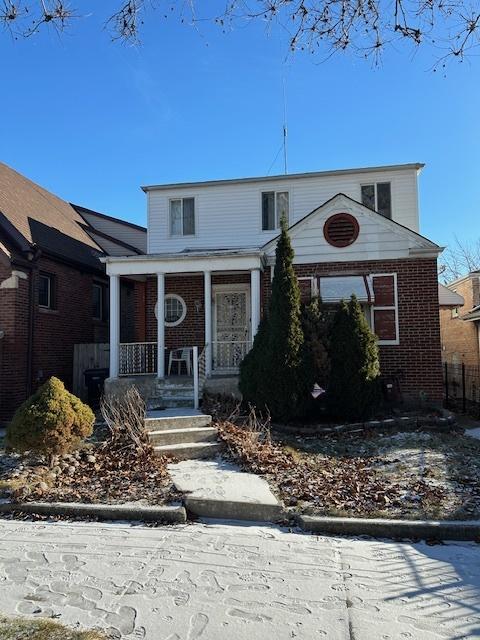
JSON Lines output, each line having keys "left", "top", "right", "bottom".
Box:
{"left": 0, "top": 162, "right": 146, "bottom": 425}
{"left": 102, "top": 163, "right": 445, "bottom": 405}
{"left": 439, "top": 273, "right": 480, "bottom": 366}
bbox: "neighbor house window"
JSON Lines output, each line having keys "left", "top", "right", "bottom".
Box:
{"left": 262, "top": 191, "right": 289, "bottom": 230}
{"left": 38, "top": 273, "right": 54, "bottom": 309}
{"left": 170, "top": 198, "right": 195, "bottom": 236}
{"left": 361, "top": 182, "right": 391, "bottom": 218}
{"left": 93, "top": 283, "right": 108, "bottom": 321}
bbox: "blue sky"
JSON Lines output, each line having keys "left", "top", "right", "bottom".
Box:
{"left": 0, "top": 3, "right": 478, "bottom": 250}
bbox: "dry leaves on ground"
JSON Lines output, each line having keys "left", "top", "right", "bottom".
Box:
{"left": 218, "top": 421, "right": 447, "bottom": 517}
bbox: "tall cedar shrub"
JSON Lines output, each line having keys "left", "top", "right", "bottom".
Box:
{"left": 300, "top": 296, "right": 331, "bottom": 415}
{"left": 327, "top": 295, "right": 381, "bottom": 421}
{"left": 7, "top": 377, "right": 95, "bottom": 463}
{"left": 239, "top": 216, "right": 305, "bottom": 421}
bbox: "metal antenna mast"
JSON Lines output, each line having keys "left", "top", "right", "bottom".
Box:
{"left": 282, "top": 76, "right": 288, "bottom": 174}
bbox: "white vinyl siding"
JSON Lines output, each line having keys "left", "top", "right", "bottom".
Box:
{"left": 148, "top": 168, "right": 420, "bottom": 253}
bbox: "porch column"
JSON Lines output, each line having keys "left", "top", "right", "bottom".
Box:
{"left": 157, "top": 272, "right": 165, "bottom": 378}
{"left": 109, "top": 274, "right": 120, "bottom": 378}
{"left": 204, "top": 270, "right": 212, "bottom": 376}
{"left": 251, "top": 268, "right": 261, "bottom": 338}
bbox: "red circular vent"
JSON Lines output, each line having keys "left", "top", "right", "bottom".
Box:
{"left": 324, "top": 213, "right": 359, "bottom": 247}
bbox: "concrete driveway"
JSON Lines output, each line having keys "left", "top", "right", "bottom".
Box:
{"left": 0, "top": 519, "right": 479, "bottom": 639}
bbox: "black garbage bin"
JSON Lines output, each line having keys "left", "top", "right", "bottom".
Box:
{"left": 84, "top": 367, "right": 109, "bottom": 407}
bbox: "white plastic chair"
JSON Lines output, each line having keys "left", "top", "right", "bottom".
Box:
{"left": 168, "top": 347, "right": 192, "bottom": 376}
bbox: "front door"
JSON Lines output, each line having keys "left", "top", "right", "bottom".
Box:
{"left": 213, "top": 286, "right": 250, "bottom": 372}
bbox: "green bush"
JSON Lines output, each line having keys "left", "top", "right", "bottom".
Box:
{"left": 327, "top": 295, "right": 381, "bottom": 421}
{"left": 240, "top": 217, "right": 306, "bottom": 421}
{"left": 300, "top": 296, "right": 331, "bottom": 415}
{"left": 6, "top": 377, "right": 94, "bottom": 462}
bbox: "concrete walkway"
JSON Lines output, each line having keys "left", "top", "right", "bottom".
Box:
{"left": 0, "top": 519, "right": 479, "bottom": 639}
{"left": 168, "top": 458, "right": 283, "bottom": 520}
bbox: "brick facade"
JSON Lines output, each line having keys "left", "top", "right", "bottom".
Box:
{"left": 139, "top": 256, "right": 443, "bottom": 404}
{"left": 0, "top": 251, "right": 109, "bottom": 425}
{"left": 440, "top": 276, "right": 480, "bottom": 366}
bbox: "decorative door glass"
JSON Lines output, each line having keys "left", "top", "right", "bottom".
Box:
{"left": 214, "top": 291, "right": 248, "bottom": 370}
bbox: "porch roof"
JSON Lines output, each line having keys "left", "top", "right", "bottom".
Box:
{"left": 101, "top": 248, "right": 265, "bottom": 276}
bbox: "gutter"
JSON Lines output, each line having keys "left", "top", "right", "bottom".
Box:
{"left": 141, "top": 163, "right": 425, "bottom": 192}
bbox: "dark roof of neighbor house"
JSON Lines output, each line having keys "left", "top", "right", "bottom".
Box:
{"left": 142, "top": 163, "right": 425, "bottom": 192}
{"left": 0, "top": 162, "right": 145, "bottom": 268}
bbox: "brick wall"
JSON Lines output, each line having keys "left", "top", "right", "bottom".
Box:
{"left": 0, "top": 252, "right": 109, "bottom": 424}
{"left": 440, "top": 277, "right": 480, "bottom": 366}
{"left": 0, "top": 260, "right": 30, "bottom": 424}
{"left": 140, "top": 257, "right": 443, "bottom": 403}
{"left": 290, "top": 258, "right": 443, "bottom": 402}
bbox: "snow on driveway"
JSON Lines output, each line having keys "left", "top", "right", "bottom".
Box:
{"left": 0, "top": 519, "right": 478, "bottom": 639}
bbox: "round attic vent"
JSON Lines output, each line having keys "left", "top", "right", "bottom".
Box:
{"left": 324, "top": 213, "right": 359, "bottom": 248}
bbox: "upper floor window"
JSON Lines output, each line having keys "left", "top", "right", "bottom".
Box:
{"left": 170, "top": 197, "right": 195, "bottom": 236}
{"left": 361, "top": 182, "right": 391, "bottom": 218}
{"left": 262, "top": 191, "right": 289, "bottom": 230}
{"left": 38, "top": 272, "right": 55, "bottom": 309}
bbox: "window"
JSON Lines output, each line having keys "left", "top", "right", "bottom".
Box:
{"left": 93, "top": 283, "right": 108, "bottom": 321}
{"left": 371, "top": 273, "right": 399, "bottom": 345}
{"left": 262, "top": 191, "right": 289, "bottom": 230}
{"left": 170, "top": 198, "right": 195, "bottom": 236}
{"left": 155, "top": 294, "right": 187, "bottom": 327}
{"left": 361, "top": 182, "right": 392, "bottom": 218}
{"left": 451, "top": 290, "right": 459, "bottom": 317}
{"left": 38, "top": 273, "right": 54, "bottom": 309}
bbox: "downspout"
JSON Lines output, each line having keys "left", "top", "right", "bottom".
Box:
{"left": 26, "top": 247, "right": 41, "bottom": 395}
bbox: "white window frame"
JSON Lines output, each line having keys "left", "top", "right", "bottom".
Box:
{"left": 370, "top": 272, "right": 399, "bottom": 346}
{"left": 169, "top": 197, "right": 196, "bottom": 237}
{"left": 360, "top": 182, "right": 392, "bottom": 218}
{"left": 38, "top": 273, "right": 53, "bottom": 309}
{"left": 155, "top": 293, "right": 187, "bottom": 327}
{"left": 261, "top": 190, "right": 289, "bottom": 231}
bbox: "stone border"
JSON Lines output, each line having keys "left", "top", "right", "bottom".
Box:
{"left": 272, "top": 413, "right": 457, "bottom": 436}
{"left": 185, "top": 496, "right": 284, "bottom": 522}
{"left": 297, "top": 515, "right": 480, "bottom": 541}
{"left": 0, "top": 501, "right": 187, "bottom": 524}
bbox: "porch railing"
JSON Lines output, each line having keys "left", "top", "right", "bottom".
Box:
{"left": 212, "top": 340, "right": 252, "bottom": 371}
{"left": 119, "top": 342, "right": 157, "bottom": 376}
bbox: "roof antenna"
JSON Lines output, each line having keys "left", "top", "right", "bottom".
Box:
{"left": 282, "top": 76, "right": 288, "bottom": 175}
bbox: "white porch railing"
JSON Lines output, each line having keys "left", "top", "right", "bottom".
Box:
{"left": 212, "top": 341, "right": 252, "bottom": 372}
{"left": 118, "top": 341, "right": 252, "bottom": 378}
{"left": 119, "top": 342, "right": 157, "bottom": 376}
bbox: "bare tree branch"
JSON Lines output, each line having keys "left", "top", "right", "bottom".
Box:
{"left": 1, "top": 0, "right": 480, "bottom": 65}
{"left": 440, "top": 236, "right": 480, "bottom": 283}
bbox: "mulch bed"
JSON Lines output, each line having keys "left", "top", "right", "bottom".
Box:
{"left": 1, "top": 444, "right": 178, "bottom": 507}
{"left": 218, "top": 421, "right": 477, "bottom": 519}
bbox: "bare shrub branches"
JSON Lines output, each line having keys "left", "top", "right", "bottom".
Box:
{"left": 100, "top": 386, "right": 150, "bottom": 454}
{"left": 2, "top": 0, "right": 480, "bottom": 65}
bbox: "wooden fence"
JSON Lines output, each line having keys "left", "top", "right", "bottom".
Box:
{"left": 73, "top": 343, "right": 109, "bottom": 400}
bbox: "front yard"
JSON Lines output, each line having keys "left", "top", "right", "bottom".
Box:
{"left": 219, "top": 420, "right": 480, "bottom": 520}
{"left": 0, "top": 421, "right": 177, "bottom": 507}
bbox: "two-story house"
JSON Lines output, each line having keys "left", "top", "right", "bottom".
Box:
{"left": 102, "top": 163, "right": 444, "bottom": 407}
{"left": 440, "top": 272, "right": 480, "bottom": 366}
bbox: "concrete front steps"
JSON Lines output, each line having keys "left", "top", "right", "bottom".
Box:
{"left": 145, "top": 409, "right": 221, "bottom": 460}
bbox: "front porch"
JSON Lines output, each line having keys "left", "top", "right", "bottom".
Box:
{"left": 103, "top": 249, "right": 264, "bottom": 406}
